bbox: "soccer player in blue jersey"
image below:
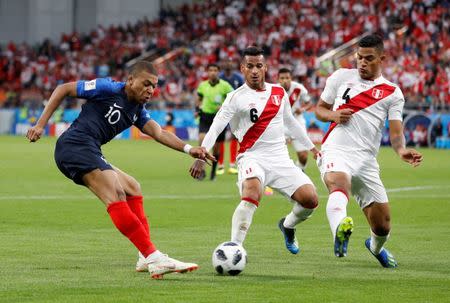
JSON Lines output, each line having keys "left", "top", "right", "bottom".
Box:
{"left": 26, "top": 61, "right": 215, "bottom": 279}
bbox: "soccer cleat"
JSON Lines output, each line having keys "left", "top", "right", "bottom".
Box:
{"left": 334, "top": 216, "right": 354, "bottom": 257}
{"left": 227, "top": 167, "right": 238, "bottom": 174}
{"left": 278, "top": 217, "right": 300, "bottom": 254}
{"left": 135, "top": 252, "right": 148, "bottom": 272}
{"left": 216, "top": 166, "right": 225, "bottom": 176}
{"left": 264, "top": 186, "right": 274, "bottom": 196}
{"left": 365, "top": 238, "right": 398, "bottom": 268}
{"left": 147, "top": 254, "right": 199, "bottom": 279}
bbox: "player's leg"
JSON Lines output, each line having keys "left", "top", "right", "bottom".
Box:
{"left": 363, "top": 202, "right": 397, "bottom": 268}
{"left": 112, "top": 166, "right": 148, "bottom": 231}
{"left": 356, "top": 168, "right": 398, "bottom": 268}
{"left": 354, "top": 161, "right": 397, "bottom": 268}
{"left": 278, "top": 184, "right": 318, "bottom": 254}
{"left": 268, "top": 159, "right": 317, "bottom": 254}
{"left": 323, "top": 171, "right": 353, "bottom": 257}
{"left": 232, "top": 158, "right": 264, "bottom": 245}
{"left": 82, "top": 169, "right": 157, "bottom": 258}
{"left": 84, "top": 169, "right": 198, "bottom": 277}
{"left": 113, "top": 166, "right": 153, "bottom": 272}
{"left": 231, "top": 177, "right": 261, "bottom": 245}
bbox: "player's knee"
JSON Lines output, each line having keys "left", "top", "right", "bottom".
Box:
{"left": 325, "top": 175, "right": 350, "bottom": 194}
{"left": 372, "top": 225, "right": 390, "bottom": 236}
{"left": 301, "top": 193, "right": 318, "bottom": 209}
{"left": 242, "top": 191, "right": 261, "bottom": 203}
{"left": 127, "top": 178, "right": 142, "bottom": 196}
{"left": 298, "top": 152, "right": 308, "bottom": 164}
{"left": 372, "top": 216, "right": 391, "bottom": 236}
{"left": 114, "top": 187, "right": 127, "bottom": 202}
{"left": 241, "top": 180, "right": 262, "bottom": 201}
{"left": 293, "top": 186, "right": 318, "bottom": 209}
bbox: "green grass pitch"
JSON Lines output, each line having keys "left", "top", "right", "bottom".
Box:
{"left": 0, "top": 135, "right": 449, "bottom": 302}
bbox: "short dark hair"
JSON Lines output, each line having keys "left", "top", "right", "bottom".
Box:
{"left": 206, "top": 63, "right": 220, "bottom": 70}
{"left": 129, "top": 61, "right": 158, "bottom": 76}
{"left": 358, "top": 34, "right": 384, "bottom": 53}
{"left": 243, "top": 46, "right": 264, "bottom": 57}
{"left": 278, "top": 68, "right": 292, "bottom": 75}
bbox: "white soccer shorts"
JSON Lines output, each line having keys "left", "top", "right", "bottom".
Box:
{"left": 237, "top": 155, "right": 314, "bottom": 199}
{"left": 317, "top": 149, "right": 388, "bottom": 208}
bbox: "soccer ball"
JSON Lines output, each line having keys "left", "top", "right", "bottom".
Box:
{"left": 212, "top": 241, "right": 247, "bottom": 276}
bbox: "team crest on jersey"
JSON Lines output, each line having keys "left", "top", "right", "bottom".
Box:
{"left": 372, "top": 88, "right": 384, "bottom": 99}
{"left": 271, "top": 95, "right": 282, "bottom": 106}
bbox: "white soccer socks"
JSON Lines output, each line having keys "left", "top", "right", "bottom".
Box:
{"left": 370, "top": 230, "right": 389, "bottom": 254}
{"left": 326, "top": 190, "right": 349, "bottom": 238}
{"left": 231, "top": 199, "right": 258, "bottom": 245}
{"left": 283, "top": 202, "right": 315, "bottom": 229}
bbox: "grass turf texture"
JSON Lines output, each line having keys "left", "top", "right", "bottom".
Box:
{"left": 0, "top": 135, "right": 449, "bottom": 303}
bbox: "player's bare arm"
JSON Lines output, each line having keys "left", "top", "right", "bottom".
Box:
{"left": 142, "top": 120, "right": 215, "bottom": 162}
{"left": 295, "top": 101, "right": 313, "bottom": 115}
{"left": 315, "top": 99, "right": 354, "bottom": 124}
{"left": 389, "top": 120, "right": 423, "bottom": 167}
{"left": 189, "top": 105, "right": 231, "bottom": 179}
{"left": 283, "top": 96, "right": 317, "bottom": 152}
{"left": 27, "top": 82, "right": 78, "bottom": 142}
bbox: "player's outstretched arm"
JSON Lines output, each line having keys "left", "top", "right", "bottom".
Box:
{"left": 142, "top": 120, "right": 215, "bottom": 162}
{"left": 389, "top": 120, "right": 423, "bottom": 167}
{"left": 283, "top": 96, "right": 316, "bottom": 151}
{"left": 315, "top": 99, "right": 353, "bottom": 124}
{"left": 26, "top": 82, "right": 78, "bottom": 142}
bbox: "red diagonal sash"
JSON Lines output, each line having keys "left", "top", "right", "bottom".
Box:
{"left": 289, "top": 88, "right": 301, "bottom": 106}
{"left": 239, "top": 86, "right": 284, "bottom": 153}
{"left": 322, "top": 83, "right": 396, "bottom": 143}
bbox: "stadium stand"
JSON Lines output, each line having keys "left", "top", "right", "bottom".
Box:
{"left": 0, "top": 0, "right": 448, "bottom": 112}
{"left": 0, "top": 0, "right": 448, "bottom": 148}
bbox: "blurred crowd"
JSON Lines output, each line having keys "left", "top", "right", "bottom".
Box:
{"left": 0, "top": 0, "right": 448, "bottom": 111}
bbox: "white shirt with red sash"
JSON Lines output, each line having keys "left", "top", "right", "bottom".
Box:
{"left": 201, "top": 82, "right": 314, "bottom": 160}
{"left": 320, "top": 68, "right": 404, "bottom": 156}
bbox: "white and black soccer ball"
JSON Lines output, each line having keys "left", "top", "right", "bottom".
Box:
{"left": 212, "top": 241, "right": 247, "bottom": 276}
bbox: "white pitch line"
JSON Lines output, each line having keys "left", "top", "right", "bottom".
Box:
{"left": 386, "top": 185, "right": 448, "bottom": 193}
{"left": 0, "top": 185, "right": 448, "bottom": 201}
{"left": 0, "top": 194, "right": 238, "bottom": 201}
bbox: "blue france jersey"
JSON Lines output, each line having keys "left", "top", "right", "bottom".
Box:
{"left": 219, "top": 71, "right": 244, "bottom": 90}
{"left": 68, "top": 78, "right": 151, "bottom": 144}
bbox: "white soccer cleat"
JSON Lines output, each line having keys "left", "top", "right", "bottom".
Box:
{"left": 135, "top": 252, "right": 148, "bottom": 272}
{"left": 146, "top": 253, "right": 198, "bottom": 279}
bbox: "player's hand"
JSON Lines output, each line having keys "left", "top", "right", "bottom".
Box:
{"left": 333, "top": 109, "right": 354, "bottom": 124}
{"left": 189, "top": 159, "right": 206, "bottom": 180}
{"left": 398, "top": 148, "right": 423, "bottom": 167}
{"left": 294, "top": 108, "right": 303, "bottom": 115}
{"left": 26, "top": 125, "right": 44, "bottom": 142}
{"left": 189, "top": 146, "right": 216, "bottom": 164}
{"left": 310, "top": 147, "right": 321, "bottom": 160}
